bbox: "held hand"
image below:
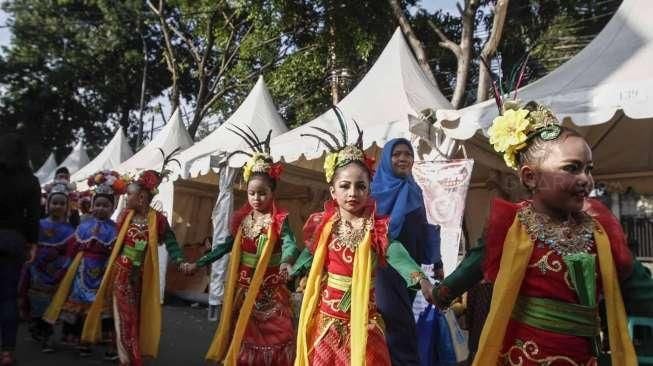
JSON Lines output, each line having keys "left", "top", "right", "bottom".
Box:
{"left": 279, "top": 263, "right": 293, "bottom": 280}
{"left": 420, "top": 278, "right": 434, "bottom": 304}
{"left": 433, "top": 267, "right": 444, "bottom": 281}
{"left": 26, "top": 243, "right": 36, "bottom": 263}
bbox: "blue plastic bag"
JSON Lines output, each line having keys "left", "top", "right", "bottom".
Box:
{"left": 416, "top": 305, "right": 457, "bottom": 366}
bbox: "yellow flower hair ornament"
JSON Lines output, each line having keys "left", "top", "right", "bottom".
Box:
{"left": 487, "top": 102, "right": 562, "bottom": 170}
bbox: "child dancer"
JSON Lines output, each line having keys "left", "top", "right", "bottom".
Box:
{"left": 81, "top": 155, "right": 186, "bottom": 366}
{"left": 184, "top": 127, "right": 298, "bottom": 365}
{"left": 22, "top": 180, "right": 77, "bottom": 352}
{"left": 44, "top": 170, "right": 127, "bottom": 358}
{"left": 293, "top": 110, "right": 434, "bottom": 366}
{"left": 433, "top": 101, "right": 652, "bottom": 365}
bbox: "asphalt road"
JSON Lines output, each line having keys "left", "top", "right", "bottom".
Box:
{"left": 14, "top": 298, "right": 217, "bottom": 365}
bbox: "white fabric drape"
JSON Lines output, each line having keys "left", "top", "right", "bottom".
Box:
{"left": 208, "top": 166, "right": 237, "bottom": 306}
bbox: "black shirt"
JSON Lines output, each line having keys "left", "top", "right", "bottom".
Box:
{"left": 0, "top": 168, "right": 41, "bottom": 243}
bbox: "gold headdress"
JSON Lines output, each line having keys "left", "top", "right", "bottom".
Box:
{"left": 301, "top": 107, "right": 374, "bottom": 183}
{"left": 226, "top": 126, "right": 283, "bottom": 182}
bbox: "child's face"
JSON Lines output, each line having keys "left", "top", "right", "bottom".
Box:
{"left": 247, "top": 177, "right": 273, "bottom": 213}
{"left": 93, "top": 196, "right": 114, "bottom": 220}
{"left": 330, "top": 163, "right": 370, "bottom": 217}
{"left": 521, "top": 135, "right": 594, "bottom": 216}
{"left": 48, "top": 194, "right": 68, "bottom": 220}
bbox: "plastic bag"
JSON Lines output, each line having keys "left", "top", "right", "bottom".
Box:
{"left": 416, "top": 305, "right": 457, "bottom": 366}
{"left": 443, "top": 308, "right": 469, "bottom": 362}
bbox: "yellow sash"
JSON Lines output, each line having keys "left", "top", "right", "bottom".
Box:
{"left": 43, "top": 251, "right": 84, "bottom": 324}
{"left": 205, "top": 222, "right": 278, "bottom": 364}
{"left": 474, "top": 217, "right": 636, "bottom": 365}
{"left": 81, "top": 209, "right": 162, "bottom": 358}
{"left": 295, "top": 217, "right": 374, "bottom": 366}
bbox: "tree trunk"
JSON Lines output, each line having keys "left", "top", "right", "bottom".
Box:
{"left": 388, "top": 0, "right": 437, "bottom": 85}
{"left": 451, "top": 1, "right": 477, "bottom": 108}
{"left": 476, "top": 0, "right": 510, "bottom": 103}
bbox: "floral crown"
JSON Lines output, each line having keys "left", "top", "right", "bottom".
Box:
{"left": 302, "top": 107, "right": 375, "bottom": 183}
{"left": 480, "top": 55, "right": 562, "bottom": 170}
{"left": 226, "top": 125, "right": 283, "bottom": 183}
{"left": 127, "top": 148, "right": 182, "bottom": 196}
{"left": 87, "top": 170, "right": 129, "bottom": 197}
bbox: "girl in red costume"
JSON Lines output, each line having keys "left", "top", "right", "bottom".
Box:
{"left": 433, "top": 101, "right": 653, "bottom": 365}
{"left": 187, "top": 127, "right": 299, "bottom": 366}
{"left": 292, "top": 109, "right": 434, "bottom": 366}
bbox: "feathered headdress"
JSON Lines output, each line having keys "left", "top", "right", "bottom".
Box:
{"left": 87, "top": 170, "right": 129, "bottom": 198}
{"left": 301, "top": 107, "right": 375, "bottom": 183}
{"left": 481, "top": 55, "right": 563, "bottom": 169}
{"left": 226, "top": 125, "right": 283, "bottom": 183}
{"left": 127, "top": 148, "right": 182, "bottom": 196}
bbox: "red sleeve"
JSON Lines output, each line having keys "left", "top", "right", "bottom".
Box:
{"left": 372, "top": 215, "right": 390, "bottom": 267}
{"left": 230, "top": 203, "right": 253, "bottom": 236}
{"left": 156, "top": 211, "right": 169, "bottom": 238}
{"left": 272, "top": 205, "right": 289, "bottom": 237}
{"left": 302, "top": 212, "right": 326, "bottom": 253}
{"left": 482, "top": 199, "right": 520, "bottom": 282}
{"left": 584, "top": 199, "right": 634, "bottom": 279}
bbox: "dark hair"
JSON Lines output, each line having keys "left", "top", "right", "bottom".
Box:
{"left": 331, "top": 160, "right": 372, "bottom": 185}
{"left": 93, "top": 193, "right": 115, "bottom": 206}
{"left": 55, "top": 166, "right": 70, "bottom": 175}
{"left": 248, "top": 172, "right": 277, "bottom": 191}
{"left": 517, "top": 126, "right": 584, "bottom": 168}
{"left": 0, "top": 133, "right": 30, "bottom": 172}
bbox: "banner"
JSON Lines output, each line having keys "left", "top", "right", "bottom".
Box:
{"left": 412, "top": 159, "right": 474, "bottom": 276}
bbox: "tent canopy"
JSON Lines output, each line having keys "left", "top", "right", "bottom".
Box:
{"left": 34, "top": 153, "right": 57, "bottom": 184}
{"left": 43, "top": 141, "right": 90, "bottom": 184}
{"left": 443, "top": 0, "right": 653, "bottom": 143}
{"left": 70, "top": 126, "right": 134, "bottom": 186}
{"left": 177, "top": 76, "right": 288, "bottom": 176}
{"left": 270, "top": 27, "right": 453, "bottom": 163}
{"left": 116, "top": 109, "right": 193, "bottom": 175}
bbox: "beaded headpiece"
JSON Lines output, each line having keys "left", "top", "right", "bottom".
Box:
{"left": 43, "top": 179, "right": 76, "bottom": 201}
{"left": 481, "top": 56, "right": 563, "bottom": 170}
{"left": 226, "top": 125, "right": 283, "bottom": 183}
{"left": 302, "top": 107, "right": 375, "bottom": 183}
{"left": 87, "top": 170, "right": 129, "bottom": 198}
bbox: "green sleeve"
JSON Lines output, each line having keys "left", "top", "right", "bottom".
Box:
{"left": 433, "top": 240, "right": 485, "bottom": 308}
{"left": 196, "top": 236, "right": 235, "bottom": 267}
{"left": 280, "top": 220, "right": 300, "bottom": 264}
{"left": 290, "top": 248, "right": 313, "bottom": 277}
{"left": 386, "top": 240, "right": 426, "bottom": 290}
{"left": 621, "top": 259, "right": 653, "bottom": 317}
{"left": 163, "top": 227, "right": 185, "bottom": 264}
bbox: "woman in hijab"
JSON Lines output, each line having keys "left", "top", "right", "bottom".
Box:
{"left": 372, "top": 138, "right": 442, "bottom": 366}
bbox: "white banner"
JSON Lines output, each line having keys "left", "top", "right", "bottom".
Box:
{"left": 412, "top": 159, "right": 474, "bottom": 275}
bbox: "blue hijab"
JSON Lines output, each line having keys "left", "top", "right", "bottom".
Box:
{"left": 371, "top": 138, "right": 424, "bottom": 239}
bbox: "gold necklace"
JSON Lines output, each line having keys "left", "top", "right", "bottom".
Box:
{"left": 517, "top": 203, "right": 595, "bottom": 256}
{"left": 241, "top": 212, "right": 272, "bottom": 240}
{"left": 332, "top": 215, "right": 373, "bottom": 251}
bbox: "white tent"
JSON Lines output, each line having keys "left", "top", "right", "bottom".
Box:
{"left": 70, "top": 127, "right": 134, "bottom": 187}
{"left": 34, "top": 153, "right": 57, "bottom": 184}
{"left": 115, "top": 109, "right": 193, "bottom": 176}
{"left": 270, "top": 27, "right": 453, "bottom": 163}
{"left": 439, "top": 0, "right": 653, "bottom": 244}
{"left": 43, "top": 141, "right": 90, "bottom": 184}
{"left": 177, "top": 76, "right": 288, "bottom": 176}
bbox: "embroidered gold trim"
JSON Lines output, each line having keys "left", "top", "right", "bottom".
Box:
{"left": 528, "top": 250, "right": 563, "bottom": 275}
{"left": 500, "top": 339, "right": 596, "bottom": 366}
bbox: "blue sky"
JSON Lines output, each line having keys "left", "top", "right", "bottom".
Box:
{"left": 0, "top": 0, "right": 459, "bottom": 48}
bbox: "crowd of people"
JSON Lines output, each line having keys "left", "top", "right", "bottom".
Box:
{"left": 0, "top": 100, "right": 651, "bottom": 366}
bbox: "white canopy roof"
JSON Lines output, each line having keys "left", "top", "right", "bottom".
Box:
{"left": 270, "top": 27, "right": 453, "bottom": 162}
{"left": 177, "top": 76, "right": 288, "bottom": 177}
{"left": 442, "top": 0, "right": 653, "bottom": 141}
{"left": 43, "top": 141, "right": 90, "bottom": 184}
{"left": 116, "top": 108, "right": 193, "bottom": 175}
{"left": 70, "top": 127, "right": 134, "bottom": 185}
{"left": 34, "top": 153, "right": 57, "bottom": 184}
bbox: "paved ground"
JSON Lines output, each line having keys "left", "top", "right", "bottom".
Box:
{"left": 13, "top": 297, "right": 216, "bottom": 365}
